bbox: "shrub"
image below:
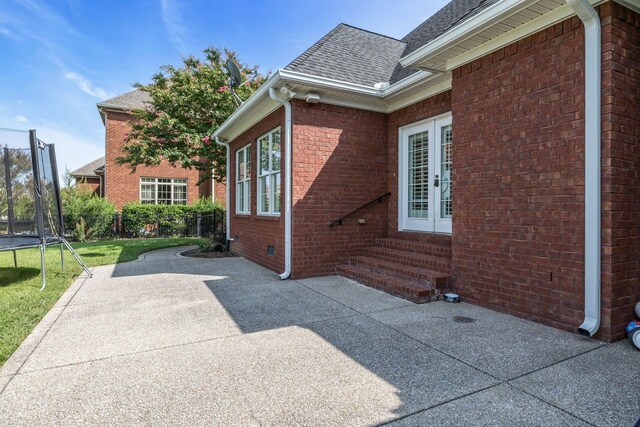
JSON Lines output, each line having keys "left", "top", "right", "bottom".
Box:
{"left": 62, "top": 188, "right": 117, "bottom": 240}
{"left": 121, "top": 200, "right": 224, "bottom": 238}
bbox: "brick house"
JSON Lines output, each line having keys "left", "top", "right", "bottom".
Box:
{"left": 213, "top": 0, "right": 640, "bottom": 342}
{"left": 70, "top": 156, "right": 104, "bottom": 197}
{"left": 91, "top": 90, "right": 226, "bottom": 210}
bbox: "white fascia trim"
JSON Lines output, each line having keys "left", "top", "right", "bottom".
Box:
{"left": 387, "top": 79, "right": 452, "bottom": 113}
{"left": 213, "top": 71, "right": 282, "bottom": 139}
{"left": 279, "top": 69, "right": 382, "bottom": 96}
{"left": 291, "top": 93, "right": 388, "bottom": 113}
{"left": 399, "top": 0, "right": 540, "bottom": 69}
{"left": 382, "top": 71, "right": 435, "bottom": 97}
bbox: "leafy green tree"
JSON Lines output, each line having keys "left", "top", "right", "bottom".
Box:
{"left": 0, "top": 146, "right": 34, "bottom": 219}
{"left": 117, "top": 48, "right": 267, "bottom": 182}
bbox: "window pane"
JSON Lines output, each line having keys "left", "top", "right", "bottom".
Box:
{"left": 140, "top": 184, "right": 155, "bottom": 201}
{"left": 158, "top": 183, "right": 172, "bottom": 204}
{"left": 173, "top": 184, "right": 187, "bottom": 205}
{"left": 271, "top": 130, "right": 281, "bottom": 172}
{"left": 246, "top": 146, "right": 251, "bottom": 179}
{"left": 260, "top": 176, "right": 269, "bottom": 213}
{"left": 141, "top": 177, "right": 155, "bottom": 183}
{"left": 237, "top": 149, "right": 245, "bottom": 180}
{"left": 158, "top": 178, "right": 171, "bottom": 183}
{"left": 244, "top": 181, "right": 250, "bottom": 213}
{"left": 173, "top": 179, "right": 187, "bottom": 184}
{"left": 259, "top": 137, "right": 270, "bottom": 176}
{"left": 236, "top": 182, "right": 244, "bottom": 213}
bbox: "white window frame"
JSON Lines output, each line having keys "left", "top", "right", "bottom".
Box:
{"left": 257, "top": 127, "right": 281, "bottom": 216}
{"left": 235, "top": 143, "right": 251, "bottom": 214}
{"left": 139, "top": 177, "right": 188, "bottom": 205}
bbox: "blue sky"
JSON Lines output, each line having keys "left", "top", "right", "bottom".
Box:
{"left": 0, "top": 0, "right": 449, "bottom": 174}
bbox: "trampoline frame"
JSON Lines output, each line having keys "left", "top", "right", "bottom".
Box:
{"left": 1, "top": 129, "right": 92, "bottom": 289}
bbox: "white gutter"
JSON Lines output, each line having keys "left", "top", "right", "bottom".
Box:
{"left": 279, "top": 69, "right": 381, "bottom": 96}
{"left": 214, "top": 137, "right": 231, "bottom": 244}
{"left": 567, "top": 0, "right": 601, "bottom": 337}
{"left": 213, "top": 71, "right": 282, "bottom": 140}
{"left": 268, "top": 88, "right": 292, "bottom": 280}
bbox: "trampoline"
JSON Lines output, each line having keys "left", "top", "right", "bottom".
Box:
{"left": 1, "top": 127, "right": 92, "bottom": 289}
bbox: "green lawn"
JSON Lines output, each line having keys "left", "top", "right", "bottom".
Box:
{"left": 0, "top": 238, "right": 204, "bottom": 367}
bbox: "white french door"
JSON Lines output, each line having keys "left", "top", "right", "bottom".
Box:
{"left": 399, "top": 113, "right": 452, "bottom": 233}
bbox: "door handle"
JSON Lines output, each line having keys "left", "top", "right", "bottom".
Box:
{"left": 434, "top": 175, "right": 439, "bottom": 187}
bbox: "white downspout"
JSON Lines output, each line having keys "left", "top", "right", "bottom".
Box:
{"left": 215, "top": 137, "right": 231, "bottom": 243}
{"left": 567, "top": 0, "right": 601, "bottom": 337}
{"left": 269, "top": 87, "right": 292, "bottom": 280}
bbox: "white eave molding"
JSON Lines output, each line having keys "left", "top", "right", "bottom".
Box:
{"left": 402, "top": 0, "right": 604, "bottom": 72}
{"left": 400, "top": 0, "right": 541, "bottom": 69}
{"left": 213, "top": 68, "right": 446, "bottom": 142}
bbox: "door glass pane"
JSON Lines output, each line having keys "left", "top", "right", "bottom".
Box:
{"left": 408, "top": 131, "right": 428, "bottom": 218}
{"left": 440, "top": 125, "right": 452, "bottom": 219}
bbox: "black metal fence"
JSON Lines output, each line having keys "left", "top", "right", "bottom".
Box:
{"left": 54, "top": 211, "right": 226, "bottom": 240}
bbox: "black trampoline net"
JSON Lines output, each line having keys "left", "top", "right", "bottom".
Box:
{"left": 0, "top": 127, "right": 64, "bottom": 240}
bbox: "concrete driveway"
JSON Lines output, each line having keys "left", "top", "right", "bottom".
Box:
{"left": 1, "top": 246, "right": 638, "bottom": 426}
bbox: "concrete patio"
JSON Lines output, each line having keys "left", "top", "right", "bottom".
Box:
{"left": 0, "top": 246, "right": 638, "bottom": 426}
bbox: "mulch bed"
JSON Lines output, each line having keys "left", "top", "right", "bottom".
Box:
{"left": 181, "top": 248, "right": 237, "bottom": 259}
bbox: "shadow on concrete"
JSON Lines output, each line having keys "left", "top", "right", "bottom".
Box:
{"left": 202, "top": 276, "right": 495, "bottom": 420}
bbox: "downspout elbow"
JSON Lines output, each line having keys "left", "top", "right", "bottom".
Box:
{"left": 268, "top": 88, "right": 293, "bottom": 280}
{"left": 567, "top": 0, "right": 601, "bottom": 338}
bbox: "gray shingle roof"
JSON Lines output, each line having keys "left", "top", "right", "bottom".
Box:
{"left": 285, "top": 24, "right": 406, "bottom": 87}
{"left": 97, "top": 90, "right": 151, "bottom": 110}
{"left": 70, "top": 157, "right": 105, "bottom": 177}
{"left": 283, "top": 0, "right": 496, "bottom": 87}
{"left": 390, "top": 0, "right": 497, "bottom": 83}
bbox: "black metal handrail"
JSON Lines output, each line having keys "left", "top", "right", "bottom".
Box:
{"left": 329, "top": 192, "right": 390, "bottom": 227}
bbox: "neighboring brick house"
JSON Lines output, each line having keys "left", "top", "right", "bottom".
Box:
{"left": 94, "top": 90, "right": 226, "bottom": 210}
{"left": 213, "top": 0, "right": 640, "bottom": 342}
{"left": 70, "top": 156, "right": 104, "bottom": 197}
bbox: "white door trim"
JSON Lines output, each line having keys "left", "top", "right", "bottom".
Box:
{"left": 398, "top": 112, "right": 452, "bottom": 234}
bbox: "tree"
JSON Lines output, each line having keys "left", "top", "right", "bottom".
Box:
{"left": 116, "top": 48, "right": 268, "bottom": 183}
{"left": 0, "top": 146, "right": 34, "bottom": 219}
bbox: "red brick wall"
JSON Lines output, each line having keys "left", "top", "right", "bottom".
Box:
{"left": 291, "top": 100, "right": 388, "bottom": 278}
{"left": 600, "top": 2, "right": 640, "bottom": 340}
{"left": 104, "top": 111, "right": 213, "bottom": 210}
{"left": 212, "top": 179, "right": 226, "bottom": 205}
{"left": 387, "top": 91, "right": 452, "bottom": 240}
{"left": 451, "top": 16, "right": 588, "bottom": 335}
{"left": 227, "top": 109, "right": 285, "bottom": 273}
{"left": 75, "top": 176, "right": 102, "bottom": 196}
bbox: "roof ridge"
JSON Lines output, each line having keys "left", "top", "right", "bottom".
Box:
{"left": 338, "top": 23, "right": 404, "bottom": 43}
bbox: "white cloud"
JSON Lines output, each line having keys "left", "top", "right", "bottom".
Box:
{"left": 160, "top": 0, "right": 187, "bottom": 52}
{"left": 33, "top": 124, "right": 104, "bottom": 178}
{"left": 64, "top": 71, "right": 113, "bottom": 99}
{"left": 15, "top": 115, "right": 28, "bottom": 122}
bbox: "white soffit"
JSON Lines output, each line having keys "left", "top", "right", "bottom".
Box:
{"left": 403, "top": 0, "right": 604, "bottom": 72}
